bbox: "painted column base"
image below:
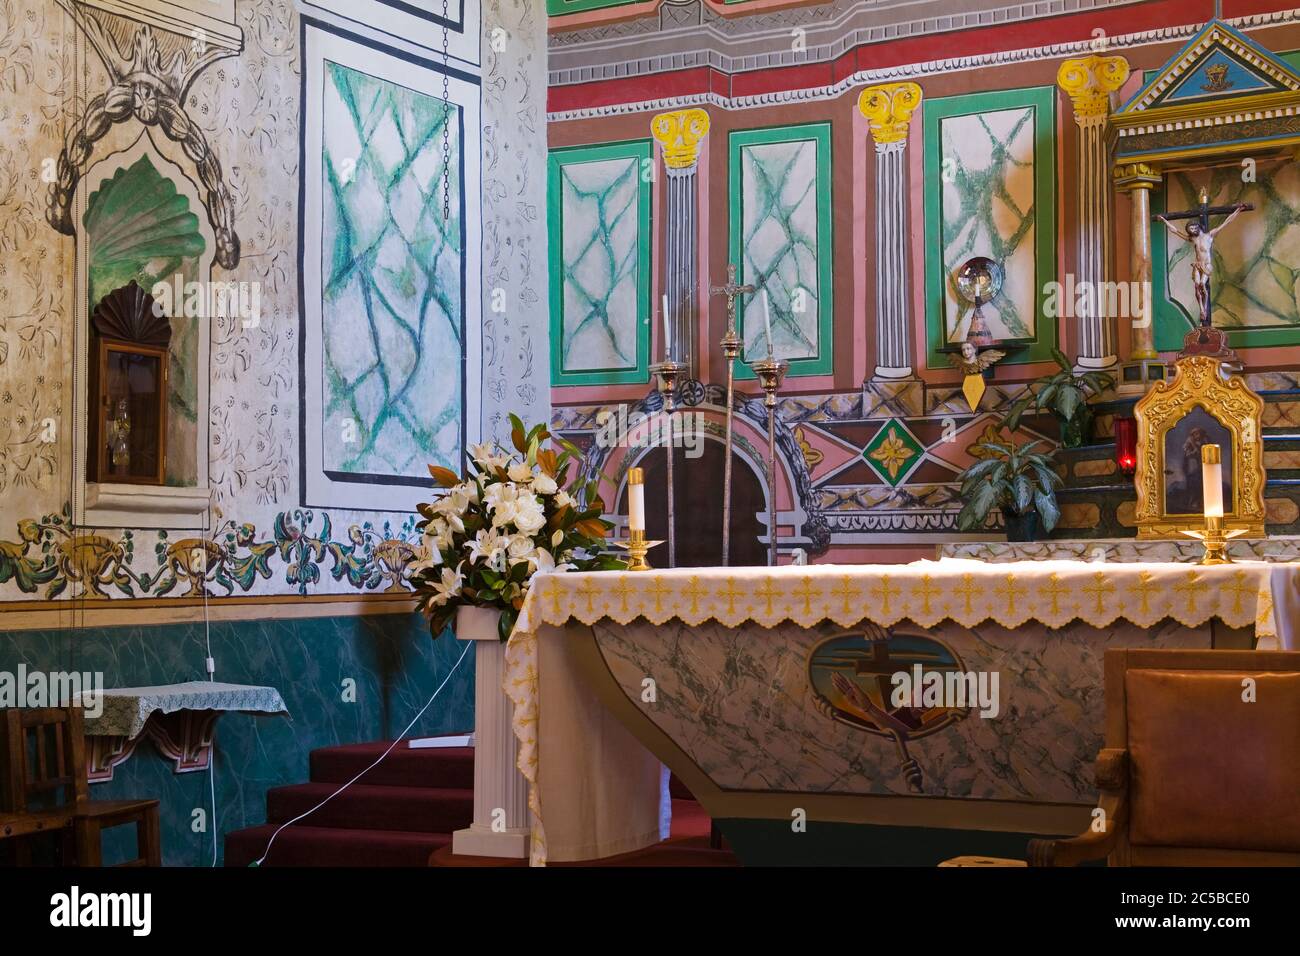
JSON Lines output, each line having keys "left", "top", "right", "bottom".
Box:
{"left": 1074, "top": 355, "right": 1118, "bottom": 373}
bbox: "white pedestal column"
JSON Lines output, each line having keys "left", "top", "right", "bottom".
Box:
{"left": 451, "top": 606, "right": 529, "bottom": 859}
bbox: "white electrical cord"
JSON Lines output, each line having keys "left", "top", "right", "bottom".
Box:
{"left": 251, "top": 637, "right": 473, "bottom": 867}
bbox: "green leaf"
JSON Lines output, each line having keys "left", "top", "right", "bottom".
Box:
{"left": 1056, "top": 385, "right": 1083, "bottom": 422}
{"left": 1014, "top": 474, "right": 1033, "bottom": 513}
{"left": 1034, "top": 489, "right": 1061, "bottom": 533}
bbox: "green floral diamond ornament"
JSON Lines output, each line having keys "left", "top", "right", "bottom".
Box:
{"left": 862, "top": 421, "right": 924, "bottom": 486}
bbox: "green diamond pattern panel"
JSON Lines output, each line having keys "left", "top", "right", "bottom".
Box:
{"left": 1164, "top": 164, "right": 1300, "bottom": 333}
{"left": 560, "top": 157, "right": 641, "bottom": 373}
{"left": 862, "top": 420, "right": 924, "bottom": 487}
{"left": 740, "top": 139, "right": 820, "bottom": 360}
{"left": 939, "top": 106, "right": 1037, "bottom": 343}
{"left": 321, "top": 60, "right": 462, "bottom": 479}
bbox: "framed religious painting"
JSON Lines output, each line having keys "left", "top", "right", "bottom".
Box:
{"left": 1133, "top": 355, "right": 1266, "bottom": 539}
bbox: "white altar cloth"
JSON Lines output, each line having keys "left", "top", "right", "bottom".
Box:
{"left": 504, "top": 559, "right": 1300, "bottom": 865}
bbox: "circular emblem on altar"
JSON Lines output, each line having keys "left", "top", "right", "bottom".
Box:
{"left": 807, "top": 626, "right": 969, "bottom": 741}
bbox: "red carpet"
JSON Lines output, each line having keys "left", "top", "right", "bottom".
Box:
{"left": 224, "top": 742, "right": 735, "bottom": 867}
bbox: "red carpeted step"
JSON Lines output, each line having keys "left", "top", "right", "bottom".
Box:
{"left": 225, "top": 824, "right": 451, "bottom": 867}
{"left": 669, "top": 798, "right": 713, "bottom": 840}
{"left": 309, "top": 742, "right": 474, "bottom": 789}
{"left": 265, "top": 783, "right": 473, "bottom": 834}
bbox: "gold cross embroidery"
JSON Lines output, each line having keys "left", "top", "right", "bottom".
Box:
{"left": 871, "top": 574, "right": 901, "bottom": 617}
{"left": 645, "top": 576, "right": 673, "bottom": 616}
{"left": 994, "top": 573, "right": 1026, "bottom": 617}
{"left": 610, "top": 576, "right": 636, "bottom": 616}
{"left": 1127, "top": 570, "right": 1158, "bottom": 617}
{"left": 830, "top": 575, "right": 859, "bottom": 615}
{"left": 576, "top": 578, "right": 600, "bottom": 615}
{"left": 911, "top": 574, "right": 941, "bottom": 618}
{"left": 753, "top": 578, "right": 782, "bottom": 618}
{"left": 1082, "top": 571, "right": 1116, "bottom": 615}
{"left": 682, "top": 575, "right": 708, "bottom": 616}
{"left": 793, "top": 576, "right": 822, "bottom": 616}
{"left": 1040, "top": 573, "right": 1070, "bottom": 617}
{"left": 1173, "top": 571, "right": 1202, "bottom": 615}
{"left": 546, "top": 580, "right": 565, "bottom": 618}
{"left": 953, "top": 573, "right": 980, "bottom": 616}
{"left": 716, "top": 576, "right": 743, "bottom": 616}
{"left": 1225, "top": 569, "right": 1254, "bottom": 617}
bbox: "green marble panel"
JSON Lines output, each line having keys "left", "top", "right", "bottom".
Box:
{"left": 548, "top": 140, "right": 651, "bottom": 386}
{"left": 924, "top": 87, "right": 1057, "bottom": 368}
{"left": 1154, "top": 162, "right": 1300, "bottom": 350}
{"left": 321, "top": 61, "right": 463, "bottom": 478}
{"left": 730, "top": 123, "right": 833, "bottom": 378}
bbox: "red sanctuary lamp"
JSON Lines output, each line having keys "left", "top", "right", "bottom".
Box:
{"left": 1114, "top": 416, "right": 1137, "bottom": 477}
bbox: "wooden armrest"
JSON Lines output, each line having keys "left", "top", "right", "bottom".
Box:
{"left": 1028, "top": 749, "right": 1129, "bottom": 867}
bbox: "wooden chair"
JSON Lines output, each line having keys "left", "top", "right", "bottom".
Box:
{"left": 1028, "top": 648, "right": 1300, "bottom": 866}
{"left": 0, "top": 707, "right": 161, "bottom": 866}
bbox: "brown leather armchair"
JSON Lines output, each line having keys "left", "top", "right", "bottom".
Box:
{"left": 1029, "top": 648, "right": 1300, "bottom": 866}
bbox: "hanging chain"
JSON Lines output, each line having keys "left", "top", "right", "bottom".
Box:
{"left": 440, "top": 0, "right": 451, "bottom": 221}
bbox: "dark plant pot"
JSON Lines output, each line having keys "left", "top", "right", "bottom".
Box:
{"left": 1059, "top": 408, "right": 1093, "bottom": 448}
{"left": 1001, "top": 507, "right": 1040, "bottom": 542}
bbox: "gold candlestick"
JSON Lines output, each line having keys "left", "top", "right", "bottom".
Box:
{"left": 611, "top": 528, "right": 663, "bottom": 572}
{"left": 710, "top": 264, "right": 755, "bottom": 567}
{"left": 1181, "top": 514, "right": 1245, "bottom": 565}
{"left": 612, "top": 467, "right": 662, "bottom": 571}
{"left": 649, "top": 360, "right": 685, "bottom": 569}
{"left": 748, "top": 356, "right": 789, "bottom": 567}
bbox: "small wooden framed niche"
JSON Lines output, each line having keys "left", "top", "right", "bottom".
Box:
{"left": 86, "top": 282, "right": 172, "bottom": 486}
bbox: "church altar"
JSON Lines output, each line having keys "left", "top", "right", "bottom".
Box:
{"left": 503, "top": 560, "right": 1299, "bottom": 865}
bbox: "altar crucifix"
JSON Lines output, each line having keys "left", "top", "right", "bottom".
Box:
{"left": 1154, "top": 188, "right": 1253, "bottom": 328}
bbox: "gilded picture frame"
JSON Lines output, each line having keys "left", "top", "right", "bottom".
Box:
{"left": 1133, "top": 355, "right": 1266, "bottom": 539}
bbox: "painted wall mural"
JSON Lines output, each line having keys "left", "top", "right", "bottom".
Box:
{"left": 0, "top": 0, "right": 549, "bottom": 604}
{"left": 548, "top": 140, "right": 650, "bottom": 386}
{"left": 924, "top": 87, "right": 1057, "bottom": 367}
{"left": 319, "top": 59, "right": 464, "bottom": 482}
{"left": 730, "top": 123, "right": 833, "bottom": 377}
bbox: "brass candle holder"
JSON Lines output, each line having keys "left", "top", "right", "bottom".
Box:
{"left": 612, "top": 467, "right": 662, "bottom": 571}
{"left": 748, "top": 356, "right": 789, "bottom": 567}
{"left": 1180, "top": 444, "right": 1244, "bottom": 564}
{"left": 649, "top": 359, "right": 685, "bottom": 569}
{"left": 612, "top": 528, "right": 663, "bottom": 572}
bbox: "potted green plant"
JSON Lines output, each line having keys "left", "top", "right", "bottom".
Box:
{"left": 1001, "top": 347, "right": 1114, "bottom": 447}
{"left": 957, "top": 438, "right": 1063, "bottom": 541}
{"left": 413, "top": 414, "right": 625, "bottom": 642}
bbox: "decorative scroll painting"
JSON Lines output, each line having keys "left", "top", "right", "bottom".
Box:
{"left": 1154, "top": 163, "right": 1300, "bottom": 351}
{"left": 301, "top": 21, "right": 482, "bottom": 512}
{"left": 924, "top": 87, "right": 1056, "bottom": 367}
{"left": 548, "top": 141, "right": 651, "bottom": 387}
{"left": 729, "top": 123, "right": 833, "bottom": 378}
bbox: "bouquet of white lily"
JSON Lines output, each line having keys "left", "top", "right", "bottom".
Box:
{"left": 413, "top": 414, "right": 625, "bottom": 641}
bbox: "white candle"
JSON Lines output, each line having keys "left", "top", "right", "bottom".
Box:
{"left": 1202, "top": 444, "right": 1224, "bottom": 518}
{"left": 661, "top": 293, "right": 672, "bottom": 360}
{"left": 762, "top": 289, "right": 774, "bottom": 358}
{"left": 628, "top": 467, "right": 646, "bottom": 532}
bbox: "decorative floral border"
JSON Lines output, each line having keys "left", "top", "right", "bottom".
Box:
{"left": 0, "top": 503, "right": 421, "bottom": 601}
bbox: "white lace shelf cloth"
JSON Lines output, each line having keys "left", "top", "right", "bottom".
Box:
{"left": 81, "top": 681, "right": 289, "bottom": 739}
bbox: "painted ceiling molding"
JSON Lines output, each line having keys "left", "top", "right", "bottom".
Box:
{"left": 548, "top": 0, "right": 815, "bottom": 32}
{"left": 548, "top": 0, "right": 1144, "bottom": 85}
{"left": 548, "top": 8, "right": 1300, "bottom": 121}
{"left": 46, "top": 0, "right": 243, "bottom": 268}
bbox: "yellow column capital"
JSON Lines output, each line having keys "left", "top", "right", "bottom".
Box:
{"left": 1057, "top": 54, "right": 1130, "bottom": 121}
{"left": 650, "top": 109, "right": 711, "bottom": 170}
{"left": 858, "top": 82, "right": 923, "bottom": 147}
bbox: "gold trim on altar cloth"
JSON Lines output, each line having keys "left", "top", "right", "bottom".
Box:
{"left": 1133, "top": 355, "right": 1266, "bottom": 540}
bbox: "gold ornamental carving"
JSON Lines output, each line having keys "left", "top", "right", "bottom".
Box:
{"left": 858, "top": 82, "right": 923, "bottom": 146}
{"left": 1133, "top": 355, "right": 1266, "bottom": 539}
{"left": 651, "top": 109, "right": 711, "bottom": 169}
{"left": 1058, "top": 54, "right": 1130, "bottom": 121}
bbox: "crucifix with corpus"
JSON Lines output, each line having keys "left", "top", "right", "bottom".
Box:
{"left": 1154, "top": 187, "right": 1253, "bottom": 329}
